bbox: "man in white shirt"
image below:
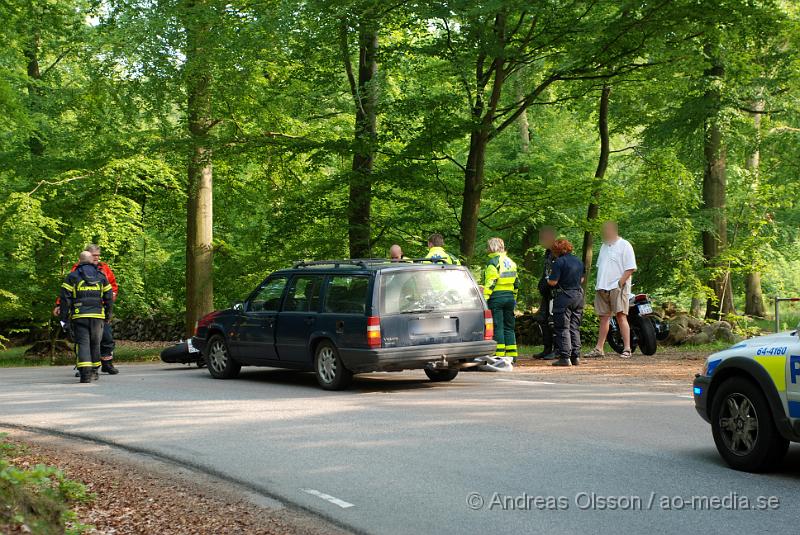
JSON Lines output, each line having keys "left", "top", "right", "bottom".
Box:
{"left": 585, "top": 221, "right": 637, "bottom": 358}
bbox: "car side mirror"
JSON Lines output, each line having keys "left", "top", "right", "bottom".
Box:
{"left": 232, "top": 301, "right": 244, "bottom": 311}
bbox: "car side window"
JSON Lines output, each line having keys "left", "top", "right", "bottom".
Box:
{"left": 283, "top": 276, "right": 323, "bottom": 312}
{"left": 324, "top": 275, "right": 370, "bottom": 314}
{"left": 247, "top": 276, "right": 287, "bottom": 312}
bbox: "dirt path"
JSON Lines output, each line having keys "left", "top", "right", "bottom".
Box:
{"left": 511, "top": 348, "right": 709, "bottom": 392}
{"left": 2, "top": 429, "right": 351, "bottom": 535}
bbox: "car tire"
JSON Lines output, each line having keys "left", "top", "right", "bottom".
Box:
{"left": 710, "top": 377, "right": 789, "bottom": 472}
{"left": 206, "top": 335, "right": 241, "bottom": 379}
{"left": 314, "top": 341, "right": 352, "bottom": 390}
{"left": 424, "top": 368, "right": 459, "bottom": 382}
{"left": 635, "top": 315, "right": 658, "bottom": 356}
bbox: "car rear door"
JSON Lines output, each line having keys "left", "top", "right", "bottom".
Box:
{"left": 319, "top": 274, "right": 371, "bottom": 349}
{"left": 275, "top": 274, "right": 324, "bottom": 363}
{"left": 377, "top": 267, "right": 485, "bottom": 349}
{"left": 233, "top": 275, "right": 287, "bottom": 362}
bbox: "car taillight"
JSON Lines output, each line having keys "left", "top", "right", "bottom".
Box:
{"left": 367, "top": 316, "right": 381, "bottom": 348}
{"left": 484, "top": 310, "right": 494, "bottom": 340}
{"left": 194, "top": 312, "right": 219, "bottom": 336}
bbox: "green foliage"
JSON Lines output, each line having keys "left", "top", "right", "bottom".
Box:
{"left": 0, "top": 0, "right": 797, "bottom": 332}
{"left": 0, "top": 433, "right": 94, "bottom": 534}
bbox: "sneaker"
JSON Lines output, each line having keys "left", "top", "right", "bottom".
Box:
{"left": 583, "top": 348, "right": 605, "bottom": 359}
{"left": 570, "top": 357, "right": 580, "bottom": 366}
{"left": 620, "top": 350, "right": 632, "bottom": 359}
{"left": 551, "top": 358, "right": 572, "bottom": 367}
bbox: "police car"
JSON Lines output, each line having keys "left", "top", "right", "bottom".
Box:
{"left": 693, "top": 328, "right": 800, "bottom": 472}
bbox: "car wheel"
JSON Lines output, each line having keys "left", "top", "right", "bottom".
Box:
{"left": 206, "top": 335, "right": 241, "bottom": 379}
{"left": 710, "top": 377, "right": 789, "bottom": 472}
{"left": 635, "top": 315, "right": 658, "bottom": 355}
{"left": 314, "top": 341, "right": 352, "bottom": 390}
{"left": 424, "top": 368, "right": 459, "bottom": 382}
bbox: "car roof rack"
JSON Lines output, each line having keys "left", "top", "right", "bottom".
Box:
{"left": 292, "top": 257, "right": 455, "bottom": 268}
{"left": 293, "top": 259, "right": 387, "bottom": 268}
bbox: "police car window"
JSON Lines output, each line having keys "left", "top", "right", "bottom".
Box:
{"left": 248, "top": 277, "right": 287, "bottom": 312}
{"left": 284, "top": 276, "right": 323, "bottom": 312}
{"left": 380, "top": 269, "right": 481, "bottom": 315}
{"left": 324, "top": 276, "right": 369, "bottom": 314}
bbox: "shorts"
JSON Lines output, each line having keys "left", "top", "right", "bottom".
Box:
{"left": 594, "top": 288, "right": 629, "bottom": 316}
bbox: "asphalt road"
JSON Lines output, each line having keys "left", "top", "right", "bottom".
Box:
{"left": 1, "top": 363, "right": 798, "bottom": 534}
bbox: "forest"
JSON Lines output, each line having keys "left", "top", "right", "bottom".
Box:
{"left": 1, "top": 0, "right": 799, "bottom": 336}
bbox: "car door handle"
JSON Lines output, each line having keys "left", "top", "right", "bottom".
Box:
{"left": 304, "top": 316, "right": 315, "bottom": 325}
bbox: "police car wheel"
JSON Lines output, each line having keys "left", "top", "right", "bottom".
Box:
{"left": 206, "top": 335, "right": 241, "bottom": 379}
{"left": 424, "top": 368, "right": 459, "bottom": 382}
{"left": 710, "top": 377, "right": 789, "bottom": 472}
{"left": 314, "top": 341, "right": 352, "bottom": 390}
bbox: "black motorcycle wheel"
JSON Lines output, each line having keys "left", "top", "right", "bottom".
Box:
{"left": 607, "top": 318, "right": 638, "bottom": 354}
{"left": 636, "top": 316, "right": 658, "bottom": 356}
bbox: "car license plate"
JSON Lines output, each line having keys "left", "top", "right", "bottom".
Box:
{"left": 637, "top": 303, "right": 653, "bottom": 315}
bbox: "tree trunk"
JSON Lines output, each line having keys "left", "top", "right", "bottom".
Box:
{"left": 459, "top": 14, "right": 506, "bottom": 265}
{"left": 515, "top": 78, "right": 530, "bottom": 153}
{"left": 24, "top": 26, "right": 44, "bottom": 156}
{"left": 744, "top": 100, "right": 766, "bottom": 317}
{"left": 459, "top": 130, "right": 489, "bottom": 262}
{"left": 701, "top": 49, "right": 734, "bottom": 319}
{"left": 581, "top": 85, "right": 611, "bottom": 293}
{"left": 343, "top": 20, "right": 379, "bottom": 258}
{"left": 184, "top": 0, "right": 215, "bottom": 336}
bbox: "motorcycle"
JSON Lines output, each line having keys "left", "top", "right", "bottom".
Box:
{"left": 608, "top": 293, "right": 670, "bottom": 356}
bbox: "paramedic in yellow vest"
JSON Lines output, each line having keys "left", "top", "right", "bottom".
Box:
{"left": 424, "top": 233, "right": 460, "bottom": 264}
{"left": 483, "top": 237, "right": 519, "bottom": 359}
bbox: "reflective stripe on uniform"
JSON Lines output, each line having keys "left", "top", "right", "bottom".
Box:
{"left": 72, "top": 313, "right": 106, "bottom": 319}
{"left": 76, "top": 362, "right": 94, "bottom": 368}
{"left": 505, "top": 344, "right": 518, "bottom": 357}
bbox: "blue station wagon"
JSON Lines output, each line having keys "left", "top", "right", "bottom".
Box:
{"left": 192, "top": 259, "right": 497, "bottom": 389}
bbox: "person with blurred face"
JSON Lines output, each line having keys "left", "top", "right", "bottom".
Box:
{"left": 585, "top": 222, "right": 637, "bottom": 359}
{"left": 547, "top": 239, "right": 585, "bottom": 367}
{"left": 534, "top": 227, "right": 557, "bottom": 360}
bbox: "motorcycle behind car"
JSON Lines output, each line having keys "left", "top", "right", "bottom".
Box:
{"left": 608, "top": 293, "right": 670, "bottom": 355}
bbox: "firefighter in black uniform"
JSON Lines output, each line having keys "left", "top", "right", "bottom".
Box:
{"left": 535, "top": 227, "right": 557, "bottom": 359}
{"left": 59, "top": 251, "right": 114, "bottom": 383}
{"left": 547, "top": 239, "right": 585, "bottom": 367}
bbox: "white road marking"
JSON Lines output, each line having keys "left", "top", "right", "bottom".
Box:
{"left": 301, "top": 488, "right": 355, "bottom": 509}
{"left": 496, "top": 379, "right": 556, "bottom": 385}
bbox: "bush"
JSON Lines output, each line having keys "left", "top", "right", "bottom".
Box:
{"left": 580, "top": 305, "right": 599, "bottom": 347}
{"left": 0, "top": 434, "right": 94, "bottom": 534}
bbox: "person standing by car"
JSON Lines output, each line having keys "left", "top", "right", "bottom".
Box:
{"left": 59, "top": 251, "right": 114, "bottom": 383}
{"left": 425, "top": 233, "right": 460, "bottom": 265}
{"left": 54, "top": 244, "right": 120, "bottom": 374}
{"left": 584, "top": 222, "right": 637, "bottom": 359}
{"left": 483, "top": 238, "right": 519, "bottom": 360}
{"left": 547, "top": 239, "right": 585, "bottom": 367}
{"left": 535, "top": 226, "right": 557, "bottom": 360}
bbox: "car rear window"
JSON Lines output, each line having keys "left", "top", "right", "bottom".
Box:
{"left": 380, "top": 269, "right": 482, "bottom": 315}
{"left": 324, "top": 275, "right": 370, "bottom": 314}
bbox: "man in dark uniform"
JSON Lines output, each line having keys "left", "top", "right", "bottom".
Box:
{"left": 535, "top": 227, "right": 556, "bottom": 359}
{"left": 59, "top": 251, "right": 114, "bottom": 383}
{"left": 547, "top": 239, "right": 585, "bottom": 367}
